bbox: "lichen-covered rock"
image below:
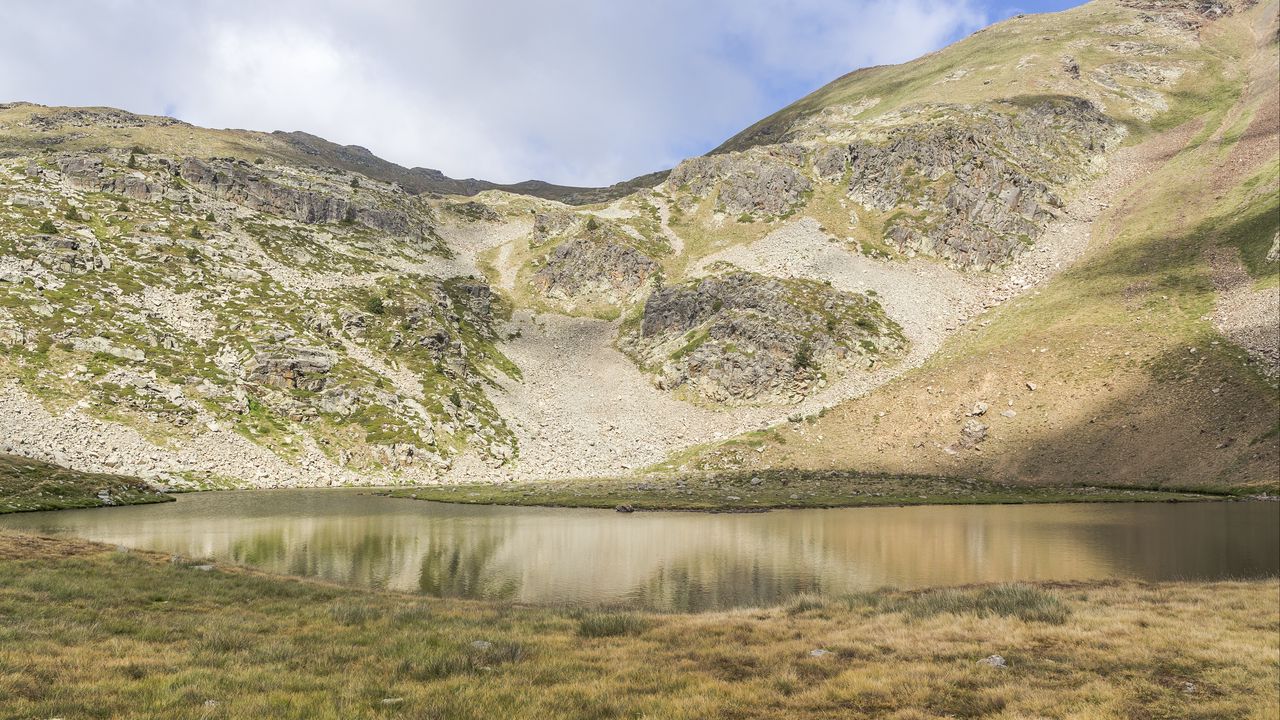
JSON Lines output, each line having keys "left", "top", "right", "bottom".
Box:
{"left": 446, "top": 200, "right": 500, "bottom": 222}
{"left": 56, "top": 153, "right": 157, "bottom": 200}
{"left": 815, "top": 97, "right": 1122, "bottom": 269}
{"left": 622, "top": 271, "right": 905, "bottom": 403}
{"left": 1118, "top": 0, "right": 1242, "bottom": 22}
{"left": 667, "top": 147, "right": 812, "bottom": 217}
{"left": 532, "top": 219, "right": 659, "bottom": 303}
{"left": 244, "top": 345, "right": 337, "bottom": 392}
{"left": 178, "top": 157, "right": 428, "bottom": 237}
{"left": 532, "top": 210, "right": 583, "bottom": 243}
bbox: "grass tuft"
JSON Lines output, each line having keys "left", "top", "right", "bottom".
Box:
{"left": 886, "top": 584, "right": 1070, "bottom": 624}
{"left": 327, "top": 600, "right": 383, "bottom": 626}
{"left": 574, "top": 611, "right": 650, "bottom": 638}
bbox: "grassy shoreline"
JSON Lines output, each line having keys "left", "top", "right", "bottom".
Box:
{"left": 0, "top": 453, "right": 173, "bottom": 514}
{"left": 386, "top": 470, "right": 1235, "bottom": 512}
{"left": 0, "top": 531, "right": 1276, "bottom": 719}
{"left": 3, "top": 452, "right": 1249, "bottom": 516}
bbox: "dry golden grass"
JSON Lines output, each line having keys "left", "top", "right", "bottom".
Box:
{"left": 0, "top": 532, "right": 1275, "bottom": 719}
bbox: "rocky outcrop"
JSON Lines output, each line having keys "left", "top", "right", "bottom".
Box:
{"left": 814, "top": 97, "right": 1122, "bottom": 269}
{"left": 178, "top": 157, "right": 428, "bottom": 237}
{"left": 446, "top": 201, "right": 500, "bottom": 222}
{"left": 667, "top": 147, "right": 812, "bottom": 217}
{"left": 23, "top": 233, "right": 112, "bottom": 274}
{"left": 1118, "top": 0, "right": 1245, "bottom": 22}
{"left": 532, "top": 220, "right": 659, "bottom": 303}
{"left": 244, "top": 345, "right": 337, "bottom": 392}
{"left": 26, "top": 107, "right": 185, "bottom": 131}
{"left": 532, "top": 210, "right": 583, "bottom": 242}
{"left": 622, "top": 271, "right": 905, "bottom": 403}
{"left": 56, "top": 154, "right": 157, "bottom": 200}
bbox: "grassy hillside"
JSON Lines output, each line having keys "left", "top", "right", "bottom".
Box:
{"left": 0, "top": 454, "right": 171, "bottom": 513}
{"left": 0, "top": 531, "right": 1275, "bottom": 719}
{"left": 667, "top": 0, "right": 1280, "bottom": 493}
{"left": 715, "top": 0, "right": 1254, "bottom": 153}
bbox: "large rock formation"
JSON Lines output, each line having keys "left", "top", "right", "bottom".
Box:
{"left": 813, "top": 97, "right": 1122, "bottom": 269}
{"left": 244, "top": 345, "right": 337, "bottom": 392}
{"left": 667, "top": 146, "right": 812, "bottom": 217}
{"left": 56, "top": 153, "right": 158, "bottom": 200}
{"left": 178, "top": 157, "right": 430, "bottom": 237}
{"left": 622, "top": 271, "right": 905, "bottom": 403}
{"left": 532, "top": 219, "right": 660, "bottom": 304}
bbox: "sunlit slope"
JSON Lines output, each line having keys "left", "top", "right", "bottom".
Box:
{"left": 672, "top": 0, "right": 1280, "bottom": 492}
{"left": 716, "top": 0, "right": 1251, "bottom": 153}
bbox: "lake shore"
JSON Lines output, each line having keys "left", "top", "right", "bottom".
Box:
{"left": 6, "top": 453, "right": 1260, "bottom": 516}
{"left": 0, "top": 453, "right": 174, "bottom": 514}
{"left": 1, "top": 530, "right": 1276, "bottom": 719}
{"left": 385, "top": 470, "right": 1243, "bottom": 512}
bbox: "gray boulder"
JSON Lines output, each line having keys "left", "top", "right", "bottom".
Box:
{"left": 244, "top": 345, "right": 337, "bottom": 392}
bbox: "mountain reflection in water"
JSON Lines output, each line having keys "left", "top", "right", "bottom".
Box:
{"left": 1, "top": 490, "right": 1274, "bottom": 611}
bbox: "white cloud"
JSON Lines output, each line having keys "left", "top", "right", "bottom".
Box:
{"left": 1, "top": 0, "right": 988, "bottom": 185}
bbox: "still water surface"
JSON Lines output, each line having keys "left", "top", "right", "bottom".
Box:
{"left": 1, "top": 490, "right": 1275, "bottom": 611}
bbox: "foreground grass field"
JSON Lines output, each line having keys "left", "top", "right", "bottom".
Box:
{"left": 0, "top": 453, "right": 172, "bottom": 514}
{"left": 390, "top": 470, "right": 1223, "bottom": 511}
{"left": 0, "top": 532, "right": 1275, "bottom": 719}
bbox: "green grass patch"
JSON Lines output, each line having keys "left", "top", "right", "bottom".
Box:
{"left": 0, "top": 453, "right": 172, "bottom": 514}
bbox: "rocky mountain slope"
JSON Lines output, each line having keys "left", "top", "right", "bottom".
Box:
{"left": 0, "top": 0, "right": 1275, "bottom": 492}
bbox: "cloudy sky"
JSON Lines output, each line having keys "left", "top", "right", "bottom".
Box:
{"left": 4, "top": 0, "right": 1081, "bottom": 186}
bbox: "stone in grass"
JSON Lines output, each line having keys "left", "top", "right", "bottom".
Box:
{"left": 615, "top": 504, "right": 635, "bottom": 513}
{"left": 978, "top": 654, "right": 1007, "bottom": 668}
{"left": 471, "top": 640, "right": 493, "bottom": 650}
{"left": 809, "top": 648, "right": 834, "bottom": 658}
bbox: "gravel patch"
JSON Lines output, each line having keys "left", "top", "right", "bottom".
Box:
{"left": 1209, "top": 247, "right": 1279, "bottom": 376}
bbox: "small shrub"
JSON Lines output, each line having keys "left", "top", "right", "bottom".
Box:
{"left": 205, "top": 212, "right": 216, "bottom": 222}
{"left": 365, "top": 296, "right": 385, "bottom": 315}
{"left": 188, "top": 225, "right": 203, "bottom": 240}
{"left": 575, "top": 612, "right": 649, "bottom": 638}
{"left": 38, "top": 219, "right": 57, "bottom": 234}
{"left": 793, "top": 339, "right": 814, "bottom": 370}
{"left": 64, "top": 207, "right": 83, "bottom": 221}
{"left": 116, "top": 201, "right": 130, "bottom": 212}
